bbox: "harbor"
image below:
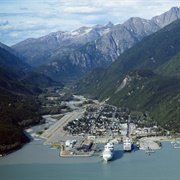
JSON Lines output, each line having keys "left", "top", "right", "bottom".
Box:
{"left": 0, "top": 95, "right": 180, "bottom": 179}
{"left": 1, "top": 95, "right": 179, "bottom": 160}
{"left": 22, "top": 95, "right": 179, "bottom": 159}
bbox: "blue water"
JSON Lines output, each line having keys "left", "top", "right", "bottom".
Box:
{"left": 0, "top": 141, "right": 180, "bottom": 180}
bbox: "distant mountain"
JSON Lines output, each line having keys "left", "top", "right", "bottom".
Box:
{"left": 39, "top": 7, "right": 180, "bottom": 81}
{"left": 21, "top": 71, "right": 62, "bottom": 88}
{"left": 74, "top": 19, "right": 180, "bottom": 132}
{"left": 0, "top": 42, "right": 25, "bottom": 62}
{"left": 12, "top": 22, "right": 114, "bottom": 67}
{"left": 0, "top": 42, "right": 62, "bottom": 88}
{"left": 0, "top": 44, "right": 43, "bottom": 105}
{"left": 0, "top": 44, "right": 30, "bottom": 74}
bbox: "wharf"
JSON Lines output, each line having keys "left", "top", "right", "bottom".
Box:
{"left": 59, "top": 140, "right": 95, "bottom": 157}
{"left": 60, "top": 150, "right": 93, "bottom": 157}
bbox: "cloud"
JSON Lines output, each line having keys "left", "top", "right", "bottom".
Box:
{"left": 0, "top": 0, "right": 179, "bottom": 45}
{"left": 64, "top": 6, "right": 101, "bottom": 14}
{"left": 19, "top": 7, "right": 29, "bottom": 11}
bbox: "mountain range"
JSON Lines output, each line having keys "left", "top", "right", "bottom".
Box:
{"left": 12, "top": 22, "right": 114, "bottom": 67}
{"left": 11, "top": 7, "right": 180, "bottom": 82}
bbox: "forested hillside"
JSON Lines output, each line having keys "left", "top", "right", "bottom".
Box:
{"left": 74, "top": 20, "right": 180, "bottom": 132}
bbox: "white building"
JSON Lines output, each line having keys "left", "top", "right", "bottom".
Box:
{"left": 65, "top": 140, "right": 76, "bottom": 148}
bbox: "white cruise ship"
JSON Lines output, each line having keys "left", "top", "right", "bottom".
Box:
{"left": 102, "top": 142, "right": 114, "bottom": 161}
{"left": 123, "top": 138, "right": 133, "bottom": 152}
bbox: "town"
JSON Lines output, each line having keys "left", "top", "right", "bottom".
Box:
{"left": 63, "top": 102, "right": 158, "bottom": 139}
{"left": 38, "top": 92, "right": 171, "bottom": 157}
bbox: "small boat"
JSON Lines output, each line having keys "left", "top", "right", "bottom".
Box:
{"left": 145, "top": 146, "right": 155, "bottom": 154}
{"left": 174, "top": 144, "right": 180, "bottom": 148}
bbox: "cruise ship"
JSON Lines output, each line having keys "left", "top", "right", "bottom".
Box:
{"left": 123, "top": 138, "right": 133, "bottom": 152}
{"left": 102, "top": 142, "right": 114, "bottom": 161}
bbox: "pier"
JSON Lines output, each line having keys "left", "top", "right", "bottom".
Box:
{"left": 59, "top": 140, "right": 96, "bottom": 157}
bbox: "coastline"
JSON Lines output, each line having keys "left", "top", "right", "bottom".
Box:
{"left": 138, "top": 136, "right": 180, "bottom": 151}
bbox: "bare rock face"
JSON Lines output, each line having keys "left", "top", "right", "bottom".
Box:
{"left": 152, "top": 6, "right": 180, "bottom": 28}
{"left": 11, "top": 22, "right": 114, "bottom": 67}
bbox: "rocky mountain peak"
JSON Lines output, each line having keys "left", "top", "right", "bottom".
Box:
{"left": 171, "top": 6, "right": 180, "bottom": 13}
{"left": 105, "top": 21, "right": 114, "bottom": 28}
{"left": 72, "top": 26, "right": 91, "bottom": 35}
{"left": 152, "top": 6, "right": 180, "bottom": 28}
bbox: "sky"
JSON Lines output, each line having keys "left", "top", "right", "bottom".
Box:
{"left": 0, "top": 0, "right": 179, "bottom": 46}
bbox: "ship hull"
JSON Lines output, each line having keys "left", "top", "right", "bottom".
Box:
{"left": 103, "top": 150, "right": 113, "bottom": 161}
{"left": 102, "top": 143, "right": 114, "bottom": 161}
{"left": 123, "top": 138, "right": 133, "bottom": 152}
{"left": 103, "top": 154, "right": 113, "bottom": 161}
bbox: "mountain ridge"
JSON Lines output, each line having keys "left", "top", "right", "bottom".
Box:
{"left": 11, "top": 22, "right": 114, "bottom": 67}
{"left": 0, "top": 46, "right": 44, "bottom": 154}
{"left": 30, "top": 7, "right": 180, "bottom": 81}
{"left": 74, "top": 19, "right": 180, "bottom": 132}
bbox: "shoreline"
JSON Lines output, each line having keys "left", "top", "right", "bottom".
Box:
{"left": 60, "top": 150, "right": 93, "bottom": 157}
{"left": 138, "top": 136, "right": 180, "bottom": 151}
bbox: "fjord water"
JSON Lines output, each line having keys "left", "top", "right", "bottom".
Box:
{"left": 0, "top": 141, "right": 180, "bottom": 180}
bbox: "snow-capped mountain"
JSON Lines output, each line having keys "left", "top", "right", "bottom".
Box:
{"left": 12, "top": 22, "right": 114, "bottom": 66}
{"left": 11, "top": 7, "right": 180, "bottom": 82}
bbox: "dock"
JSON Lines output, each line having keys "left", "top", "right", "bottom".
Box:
{"left": 59, "top": 140, "right": 96, "bottom": 157}
{"left": 60, "top": 150, "right": 93, "bottom": 157}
